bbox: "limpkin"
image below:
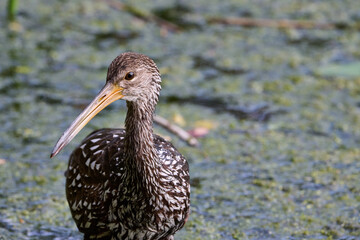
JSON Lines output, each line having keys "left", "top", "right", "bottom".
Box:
{"left": 51, "top": 52, "right": 190, "bottom": 240}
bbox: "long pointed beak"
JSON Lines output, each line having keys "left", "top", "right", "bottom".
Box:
{"left": 50, "top": 83, "right": 124, "bottom": 158}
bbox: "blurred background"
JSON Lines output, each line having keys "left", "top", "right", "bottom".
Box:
{"left": 1, "top": 0, "right": 360, "bottom": 239}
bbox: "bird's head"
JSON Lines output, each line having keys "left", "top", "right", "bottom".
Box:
{"left": 106, "top": 52, "right": 161, "bottom": 102}
{"left": 50, "top": 52, "right": 161, "bottom": 158}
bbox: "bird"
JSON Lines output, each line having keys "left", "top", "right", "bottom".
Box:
{"left": 50, "top": 52, "right": 190, "bottom": 240}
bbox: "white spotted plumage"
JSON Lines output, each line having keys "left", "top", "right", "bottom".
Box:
{"left": 65, "top": 129, "right": 190, "bottom": 240}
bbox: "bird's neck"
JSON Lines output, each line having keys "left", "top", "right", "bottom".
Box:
{"left": 124, "top": 101, "right": 160, "bottom": 190}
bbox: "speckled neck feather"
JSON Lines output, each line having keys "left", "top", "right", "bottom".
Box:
{"left": 124, "top": 100, "right": 160, "bottom": 189}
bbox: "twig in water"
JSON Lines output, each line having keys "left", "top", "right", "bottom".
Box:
{"left": 208, "top": 17, "right": 335, "bottom": 30}
{"left": 100, "top": 0, "right": 181, "bottom": 32}
{"left": 154, "top": 115, "right": 199, "bottom": 147}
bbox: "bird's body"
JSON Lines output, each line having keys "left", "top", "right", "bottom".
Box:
{"left": 51, "top": 53, "right": 190, "bottom": 240}
{"left": 67, "top": 128, "right": 189, "bottom": 240}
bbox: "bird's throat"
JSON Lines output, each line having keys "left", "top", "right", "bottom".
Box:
{"left": 124, "top": 101, "right": 160, "bottom": 192}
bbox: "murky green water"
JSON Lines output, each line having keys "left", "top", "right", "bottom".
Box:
{"left": 1, "top": 0, "right": 360, "bottom": 239}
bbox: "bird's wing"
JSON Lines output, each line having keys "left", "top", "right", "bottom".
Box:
{"left": 65, "top": 128, "right": 126, "bottom": 236}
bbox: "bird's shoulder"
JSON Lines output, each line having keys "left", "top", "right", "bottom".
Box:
{"left": 154, "top": 134, "right": 189, "bottom": 174}
{"left": 67, "top": 128, "right": 126, "bottom": 178}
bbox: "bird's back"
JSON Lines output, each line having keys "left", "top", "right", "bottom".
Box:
{"left": 65, "top": 128, "right": 190, "bottom": 240}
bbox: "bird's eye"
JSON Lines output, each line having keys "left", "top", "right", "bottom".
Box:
{"left": 125, "top": 72, "right": 135, "bottom": 80}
